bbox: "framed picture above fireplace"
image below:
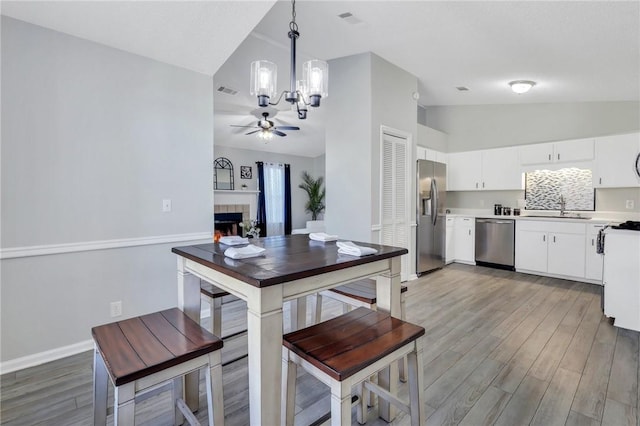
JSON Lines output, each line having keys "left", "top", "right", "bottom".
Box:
{"left": 240, "top": 166, "right": 252, "bottom": 179}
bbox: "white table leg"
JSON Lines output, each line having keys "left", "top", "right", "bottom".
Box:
{"left": 177, "top": 257, "right": 203, "bottom": 411}
{"left": 375, "top": 256, "right": 402, "bottom": 422}
{"left": 246, "top": 285, "right": 284, "bottom": 425}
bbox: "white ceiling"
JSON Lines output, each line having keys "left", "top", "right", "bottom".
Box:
{"left": 3, "top": 1, "right": 639, "bottom": 158}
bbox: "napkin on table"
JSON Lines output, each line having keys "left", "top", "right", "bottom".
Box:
{"left": 336, "top": 241, "right": 378, "bottom": 257}
{"left": 224, "top": 244, "right": 266, "bottom": 259}
{"left": 309, "top": 232, "right": 339, "bottom": 242}
{"left": 219, "top": 236, "right": 249, "bottom": 246}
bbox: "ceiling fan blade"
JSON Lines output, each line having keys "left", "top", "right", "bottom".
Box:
{"left": 230, "top": 125, "right": 257, "bottom": 128}
{"left": 272, "top": 130, "right": 287, "bottom": 137}
{"left": 274, "top": 126, "right": 300, "bottom": 131}
{"left": 245, "top": 130, "right": 261, "bottom": 135}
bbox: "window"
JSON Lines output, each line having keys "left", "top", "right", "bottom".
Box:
{"left": 263, "top": 163, "right": 285, "bottom": 236}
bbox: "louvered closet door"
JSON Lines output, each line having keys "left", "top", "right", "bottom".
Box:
{"left": 381, "top": 132, "right": 409, "bottom": 281}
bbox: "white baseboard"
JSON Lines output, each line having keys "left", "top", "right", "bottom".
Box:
{"left": 0, "top": 339, "right": 94, "bottom": 375}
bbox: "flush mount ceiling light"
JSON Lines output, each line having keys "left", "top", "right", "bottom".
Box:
{"left": 509, "top": 80, "right": 536, "bottom": 94}
{"left": 250, "top": 0, "right": 328, "bottom": 120}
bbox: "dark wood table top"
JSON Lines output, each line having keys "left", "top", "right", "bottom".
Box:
{"left": 172, "top": 234, "right": 408, "bottom": 288}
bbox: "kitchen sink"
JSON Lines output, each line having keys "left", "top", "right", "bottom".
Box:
{"left": 522, "top": 215, "right": 591, "bottom": 220}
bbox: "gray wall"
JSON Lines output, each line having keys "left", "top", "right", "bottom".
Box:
{"left": 325, "top": 53, "right": 373, "bottom": 241}
{"left": 212, "top": 145, "right": 324, "bottom": 228}
{"left": 427, "top": 102, "right": 640, "bottom": 152}
{"left": 1, "top": 18, "right": 214, "bottom": 362}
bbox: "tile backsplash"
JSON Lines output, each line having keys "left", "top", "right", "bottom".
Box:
{"left": 525, "top": 168, "right": 595, "bottom": 211}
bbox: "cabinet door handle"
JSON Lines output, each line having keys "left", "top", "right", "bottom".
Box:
{"left": 557, "top": 153, "right": 560, "bottom": 160}
{"left": 482, "top": 182, "right": 485, "bottom": 188}
{"left": 468, "top": 229, "right": 471, "bottom": 236}
{"left": 475, "top": 182, "right": 478, "bottom": 189}
{"left": 553, "top": 236, "right": 556, "bottom": 243}
{"left": 548, "top": 154, "right": 551, "bottom": 161}
{"left": 543, "top": 235, "right": 546, "bottom": 242}
{"left": 591, "top": 238, "right": 595, "bottom": 246}
{"left": 599, "top": 177, "right": 602, "bottom": 185}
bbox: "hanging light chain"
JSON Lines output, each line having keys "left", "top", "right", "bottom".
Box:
{"left": 289, "top": 0, "right": 298, "bottom": 33}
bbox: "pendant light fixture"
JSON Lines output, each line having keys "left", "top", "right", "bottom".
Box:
{"left": 250, "top": 0, "right": 328, "bottom": 119}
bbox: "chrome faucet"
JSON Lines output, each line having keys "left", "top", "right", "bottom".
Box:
{"left": 559, "top": 194, "right": 566, "bottom": 216}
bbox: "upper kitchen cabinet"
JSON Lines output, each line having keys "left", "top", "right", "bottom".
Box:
{"left": 593, "top": 133, "right": 640, "bottom": 188}
{"left": 417, "top": 146, "right": 447, "bottom": 164}
{"left": 448, "top": 147, "right": 522, "bottom": 191}
{"left": 519, "top": 138, "right": 594, "bottom": 168}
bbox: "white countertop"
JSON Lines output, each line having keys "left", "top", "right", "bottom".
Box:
{"left": 444, "top": 209, "right": 639, "bottom": 225}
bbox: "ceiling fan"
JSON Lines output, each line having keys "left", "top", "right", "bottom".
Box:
{"left": 231, "top": 112, "right": 299, "bottom": 139}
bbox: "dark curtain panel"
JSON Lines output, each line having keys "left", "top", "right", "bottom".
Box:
{"left": 284, "top": 164, "right": 292, "bottom": 235}
{"left": 256, "top": 162, "right": 267, "bottom": 237}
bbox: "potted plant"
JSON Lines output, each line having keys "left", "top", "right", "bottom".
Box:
{"left": 298, "top": 171, "right": 325, "bottom": 221}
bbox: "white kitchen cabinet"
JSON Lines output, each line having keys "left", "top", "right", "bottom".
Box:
{"left": 515, "top": 220, "right": 587, "bottom": 279}
{"left": 481, "top": 147, "right": 522, "bottom": 190}
{"left": 547, "top": 233, "right": 586, "bottom": 278}
{"left": 515, "top": 230, "right": 548, "bottom": 272}
{"left": 448, "top": 148, "right": 521, "bottom": 191}
{"left": 445, "top": 217, "right": 454, "bottom": 264}
{"left": 594, "top": 133, "right": 640, "bottom": 188}
{"left": 585, "top": 224, "right": 605, "bottom": 282}
{"left": 417, "top": 146, "right": 447, "bottom": 164}
{"left": 453, "top": 217, "right": 475, "bottom": 264}
{"left": 519, "top": 138, "right": 594, "bottom": 166}
{"left": 448, "top": 151, "right": 482, "bottom": 191}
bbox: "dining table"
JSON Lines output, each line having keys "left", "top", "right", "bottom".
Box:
{"left": 172, "top": 234, "right": 408, "bottom": 425}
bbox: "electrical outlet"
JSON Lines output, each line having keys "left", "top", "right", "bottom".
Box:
{"left": 162, "top": 199, "right": 172, "bottom": 212}
{"left": 110, "top": 301, "right": 122, "bottom": 317}
{"left": 626, "top": 200, "right": 635, "bottom": 209}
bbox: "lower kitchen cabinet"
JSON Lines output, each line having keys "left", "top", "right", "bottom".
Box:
{"left": 445, "top": 217, "right": 454, "bottom": 264}
{"left": 453, "top": 217, "right": 475, "bottom": 264}
{"left": 585, "top": 224, "right": 605, "bottom": 282}
{"left": 515, "top": 220, "right": 587, "bottom": 280}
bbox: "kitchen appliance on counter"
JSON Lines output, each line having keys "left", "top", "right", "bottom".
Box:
{"left": 602, "top": 223, "right": 640, "bottom": 331}
{"left": 416, "top": 159, "right": 447, "bottom": 275}
{"left": 475, "top": 218, "right": 515, "bottom": 270}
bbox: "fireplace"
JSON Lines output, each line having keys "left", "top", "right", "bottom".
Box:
{"left": 214, "top": 212, "right": 243, "bottom": 237}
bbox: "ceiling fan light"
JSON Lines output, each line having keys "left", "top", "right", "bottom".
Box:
{"left": 509, "top": 80, "right": 536, "bottom": 94}
{"left": 258, "top": 129, "right": 273, "bottom": 141}
{"left": 250, "top": 60, "right": 277, "bottom": 105}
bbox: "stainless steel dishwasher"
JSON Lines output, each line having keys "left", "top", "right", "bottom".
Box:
{"left": 475, "top": 218, "right": 515, "bottom": 270}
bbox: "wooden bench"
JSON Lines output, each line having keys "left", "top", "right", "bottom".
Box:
{"left": 92, "top": 308, "right": 224, "bottom": 426}
{"left": 282, "top": 307, "right": 425, "bottom": 425}
{"left": 316, "top": 279, "right": 410, "bottom": 381}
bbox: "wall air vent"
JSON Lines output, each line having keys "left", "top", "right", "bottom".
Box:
{"left": 338, "top": 12, "right": 364, "bottom": 25}
{"left": 456, "top": 86, "right": 470, "bottom": 91}
{"left": 217, "top": 86, "right": 238, "bottom": 96}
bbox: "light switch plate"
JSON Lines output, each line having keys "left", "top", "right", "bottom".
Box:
{"left": 162, "top": 199, "right": 172, "bottom": 212}
{"left": 626, "top": 200, "right": 635, "bottom": 209}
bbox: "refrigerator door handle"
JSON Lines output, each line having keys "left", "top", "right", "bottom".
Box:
{"left": 431, "top": 179, "right": 438, "bottom": 226}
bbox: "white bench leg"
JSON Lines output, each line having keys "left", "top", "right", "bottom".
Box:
{"left": 92, "top": 348, "right": 108, "bottom": 426}
{"left": 356, "top": 382, "right": 367, "bottom": 424}
{"left": 212, "top": 298, "right": 222, "bottom": 337}
{"left": 282, "top": 350, "right": 298, "bottom": 426}
{"left": 314, "top": 293, "right": 323, "bottom": 324}
{"left": 207, "top": 352, "right": 225, "bottom": 426}
{"left": 172, "top": 377, "right": 184, "bottom": 426}
{"left": 408, "top": 339, "right": 426, "bottom": 426}
{"left": 114, "top": 383, "right": 135, "bottom": 426}
{"left": 330, "top": 386, "right": 352, "bottom": 426}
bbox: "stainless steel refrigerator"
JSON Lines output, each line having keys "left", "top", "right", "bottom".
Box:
{"left": 416, "top": 159, "right": 447, "bottom": 275}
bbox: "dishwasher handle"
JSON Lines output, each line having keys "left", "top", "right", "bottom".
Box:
{"left": 476, "top": 219, "right": 514, "bottom": 225}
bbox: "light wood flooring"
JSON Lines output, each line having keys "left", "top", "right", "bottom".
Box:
{"left": 2, "top": 263, "right": 638, "bottom": 425}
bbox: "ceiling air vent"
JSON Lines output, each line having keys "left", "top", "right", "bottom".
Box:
{"left": 338, "top": 12, "right": 364, "bottom": 25}
{"left": 456, "top": 86, "right": 470, "bottom": 91}
{"left": 217, "top": 86, "right": 238, "bottom": 96}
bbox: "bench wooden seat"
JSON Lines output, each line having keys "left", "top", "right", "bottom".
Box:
{"left": 92, "top": 308, "right": 224, "bottom": 425}
{"left": 282, "top": 307, "right": 425, "bottom": 425}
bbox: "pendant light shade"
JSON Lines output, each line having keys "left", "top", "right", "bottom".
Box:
{"left": 303, "top": 59, "right": 328, "bottom": 107}
{"left": 250, "top": 60, "right": 277, "bottom": 107}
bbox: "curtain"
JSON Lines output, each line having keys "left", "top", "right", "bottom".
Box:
{"left": 264, "top": 162, "right": 285, "bottom": 236}
{"left": 256, "top": 162, "right": 267, "bottom": 236}
{"left": 284, "top": 164, "right": 292, "bottom": 235}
